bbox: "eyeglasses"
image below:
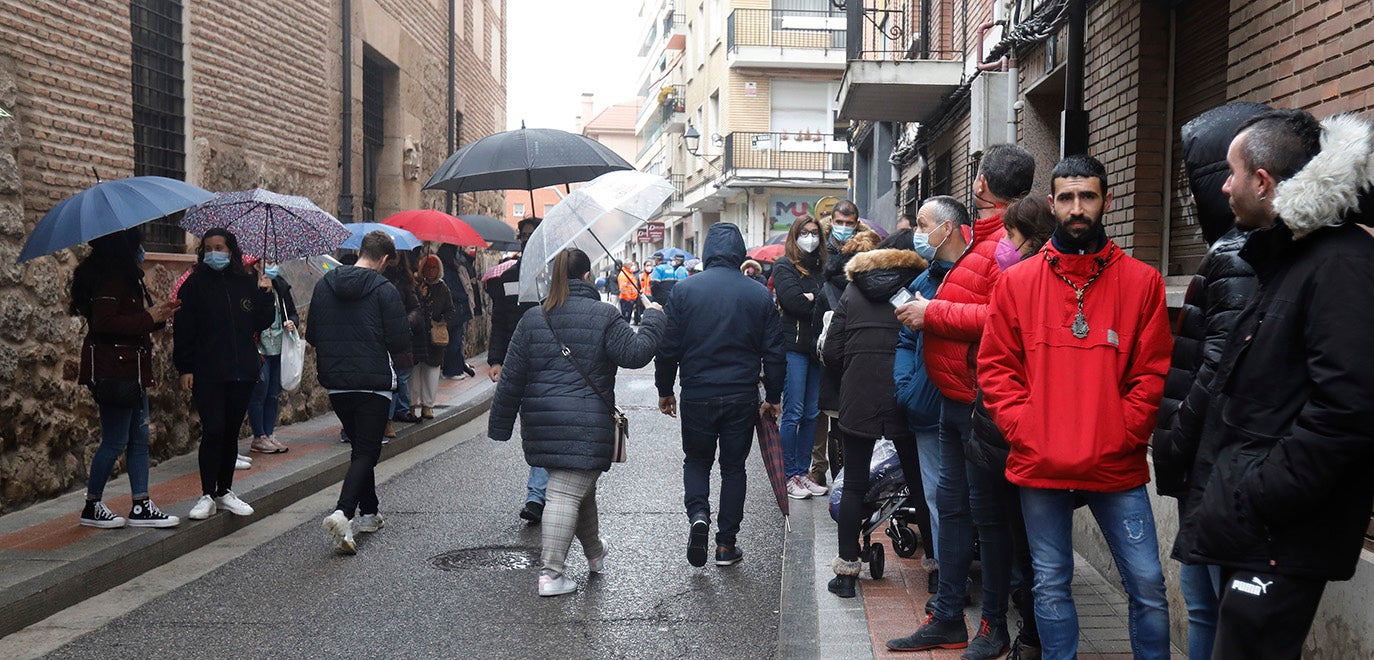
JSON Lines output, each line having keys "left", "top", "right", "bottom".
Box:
{"left": 799, "top": 230, "right": 819, "bottom": 237}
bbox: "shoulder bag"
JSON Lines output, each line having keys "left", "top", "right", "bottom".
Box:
{"left": 541, "top": 311, "right": 628, "bottom": 462}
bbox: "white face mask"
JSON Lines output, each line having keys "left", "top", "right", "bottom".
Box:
{"left": 797, "top": 235, "right": 820, "bottom": 253}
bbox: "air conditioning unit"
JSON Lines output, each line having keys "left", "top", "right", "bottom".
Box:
{"left": 970, "top": 72, "right": 1012, "bottom": 156}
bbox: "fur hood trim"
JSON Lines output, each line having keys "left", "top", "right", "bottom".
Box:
{"left": 846, "top": 248, "right": 927, "bottom": 277}
{"left": 1274, "top": 113, "right": 1374, "bottom": 239}
{"left": 840, "top": 229, "right": 882, "bottom": 254}
{"left": 740, "top": 259, "right": 763, "bottom": 272}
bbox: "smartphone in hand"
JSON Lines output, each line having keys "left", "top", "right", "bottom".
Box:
{"left": 889, "top": 289, "right": 914, "bottom": 308}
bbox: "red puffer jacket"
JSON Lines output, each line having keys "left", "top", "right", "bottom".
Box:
{"left": 977, "top": 241, "right": 1172, "bottom": 492}
{"left": 922, "top": 214, "right": 1006, "bottom": 403}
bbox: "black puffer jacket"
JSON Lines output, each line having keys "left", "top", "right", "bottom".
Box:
{"left": 488, "top": 279, "right": 665, "bottom": 471}
{"left": 818, "top": 230, "right": 882, "bottom": 413}
{"left": 306, "top": 265, "right": 411, "bottom": 391}
{"left": 821, "top": 248, "right": 925, "bottom": 440}
{"left": 1174, "top": 113, "right": 1374, "bottom": 581}
{"left": 771, "top": 252, "right": 825, "bottom": 354}
{"left": 173, "top": 267, "right": 275, "bottom": 383}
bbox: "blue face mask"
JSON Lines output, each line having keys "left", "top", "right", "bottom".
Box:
{"left": 911, "top": 232, "right": 938, "bottom": 261}
{"left": 831, "top": 225, "right": 855, "bottom": 243}
{"left": 264, "top": 265, "right": 280, "bottom": 280}
{"left": 203, "top": 251, "right": 231, "bottom": 271}
{"left": 135, "top": 246, "right": 146, "bottom": 264}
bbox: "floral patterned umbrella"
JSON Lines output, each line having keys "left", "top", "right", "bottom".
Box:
{"left": 180, "top": 188, "right": 350, "bottom": 262}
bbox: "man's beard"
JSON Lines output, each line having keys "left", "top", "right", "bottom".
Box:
{"left": 1053, "top": 214, "right": 1108, "bottom": 253}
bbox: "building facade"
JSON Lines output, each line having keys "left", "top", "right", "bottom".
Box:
{"left": 0, "top": 0, "right": 507, "bottom": 509}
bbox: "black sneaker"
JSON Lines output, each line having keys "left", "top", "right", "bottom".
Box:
{"left": 961, "top": 619, "right": 1010, "bottom": 660}
{"left": 462, "top": 363, "right": 477, "bottom": 377}
{"left": 886, "top": 614, "right": 969, "bottom": 651}
{"left": 127, "top": 499, "right": 180, "bottom": 528}
{"left": 714, "top": 544, "right": 743, "bottom": 566}
{"left": 519, "top": 501, "right": 544, "bottom": 524}
{"left": 79, "top": 500, "right": 127, "bottom": 529}
{"left": 687, "top": 516, "right": 709, "bottom": 567}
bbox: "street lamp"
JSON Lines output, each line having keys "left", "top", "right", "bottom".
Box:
{"left": 684, "top": 123, "right": 701, "bottom": 156}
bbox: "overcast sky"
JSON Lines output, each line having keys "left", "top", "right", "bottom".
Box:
{"left": 505, "top": 0, "right": 645, "bottom": 131}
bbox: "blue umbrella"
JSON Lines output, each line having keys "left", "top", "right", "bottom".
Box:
{"left": 18, "top": 176, "right": 216, "bottom": 262}
{"left": 340, "top": 222, "right": 422, "bottom": 251}
{"left": 652, "top": 247, "right": 695, "bottom": 261}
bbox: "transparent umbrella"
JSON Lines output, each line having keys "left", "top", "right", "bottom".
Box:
{"left": 518, "top": 170, "right": 674, "bottom": 303}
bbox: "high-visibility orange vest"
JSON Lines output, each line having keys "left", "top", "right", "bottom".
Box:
{"left": 640, "top": 271, "right": 652, "bottom": 296}
{"left": 618, "top": 268, "right": 640, "bottom": 301}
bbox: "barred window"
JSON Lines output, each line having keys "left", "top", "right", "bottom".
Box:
{"left": 362, "top": 55, "right": 386, "bottom": 223}
{"left": 131, "top": 0, "right": 187, "bottom": 252}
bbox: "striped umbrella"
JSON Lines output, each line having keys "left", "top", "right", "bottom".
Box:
{"left": 180, "top": 188, "right": 350, "bottom": 262}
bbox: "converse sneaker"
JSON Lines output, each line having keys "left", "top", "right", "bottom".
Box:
{"left": 214, "top": 490, "right": 254, "bottom": 516}
{"left": 79, "top": 500, "right": 127, "bottom": 529}
{"left": 127, "top": 499, "right": 180, "bottom": 528}
{"left": 355, "top": 512, "right": 384, "bottom": 533}
{"left": 786, "top": 475, "right": 813, "bottom": 500}
{"left": 322, "top": 510, "right": 356, "bottom": 555}
{"left": 188, "top": 494, "right": 216, "bottom": 520}
{"left": 538, "top": 572, "right": 577, "bottom": 597}
{"left": 801, "top": 474, "right": 829, "bottom": 496}
{"left": 588, "top": 538, "right": 610, "bottom": 573}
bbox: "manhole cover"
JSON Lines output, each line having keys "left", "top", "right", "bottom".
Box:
{"left": 430, "top": 546, "right": 540, "bottom": 571}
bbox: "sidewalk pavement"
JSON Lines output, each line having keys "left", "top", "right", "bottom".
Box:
{"left": 0, "top": 362, "right": 497, "bottom": 638}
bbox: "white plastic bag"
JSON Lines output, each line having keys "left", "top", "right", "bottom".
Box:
{"left": 280, "top": 330, "right": 305, "bottom": 391}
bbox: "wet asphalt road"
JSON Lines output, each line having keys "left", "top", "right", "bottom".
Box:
{"left": 45, "top": 364, "right": 786, "bottom": 659}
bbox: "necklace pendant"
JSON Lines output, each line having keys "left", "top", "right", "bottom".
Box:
{"left": 1072, "top": 312, "right": 1090, "bottom": 339}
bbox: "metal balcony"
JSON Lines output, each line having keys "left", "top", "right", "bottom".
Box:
{"left": 683, "top": 131, "right": 851, "bottom": 207}
{"left": 726, "top": 9, "right": 847, "bottom": 71}
{"left": 636, "top": 84, "right": 687, "bottom": 160}
{"left": 836, "top": 2, "right": 966, "bottom": 122}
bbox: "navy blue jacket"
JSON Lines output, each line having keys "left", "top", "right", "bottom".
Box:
{"left": 655, "top": 223, "right": 785, "bottom": 403}
{"left": 305, "top": 265, "right": 411, "bottom": 391}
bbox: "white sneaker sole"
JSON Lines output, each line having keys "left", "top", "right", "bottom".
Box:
{"left": 127, "top": 517, "right": 180, "bottom": 528}
{"left": 538, "top": 581, "right": 577, "bottom": 596}
{"left": 787, "top": 491, "right": 812, "bottom": 500}
{"left": 323, "top": 514, "right": 356, "bottom": 555}
{"left": 79, "top": 518, "right": 126, "bottom": 529}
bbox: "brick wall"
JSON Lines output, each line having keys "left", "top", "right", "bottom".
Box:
{"left": 1230, "top": 0, "right": 1374, "bottom": 117}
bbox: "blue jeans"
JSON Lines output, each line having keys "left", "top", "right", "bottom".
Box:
{"left": 1180, "top": 562, "right": 1220, "bottom": 660}
{"left": 442, "top": 323, "right": 468, "bottom": 377}
{"left": 87, "top": 393, "right": 151, "bottom": 500}
{"left": 392, "top": 367, "right": 412, "bottom": 417}
{"left": 526, "top": 466, "right": 548, "bottom": 504}
{"left": 913, "top": 427, "right": 941, "bottom": 562}
{"left": 248, "top": 354, "right": 282, "bottom": 437}
{"left": 780, "top": 351, "right": 820, "bottom": 478}
{"left": 932, "top": 397, "right": 1011, "bottom": 626}
{"left": 681, "top": 394, "right": 757, "bottom": 547}
{"left": 1020, "top": 485, "right": 1170, "bottom": 660}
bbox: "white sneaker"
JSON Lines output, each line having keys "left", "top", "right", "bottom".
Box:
{"left": 355, "top": 513, "right": 384, "bottom": 533}
{"left": 322, "top": 510, "right": 356, "bottom": 555}
{"left": 214, "top": 491, "right": 254, "bottom": 516}
{"left": 588, "top": 538, "right": 610, "bottom": 573}
{"left": 235, "top": 458, "right": 252, "bottom": 470}
{"left": 237, "top": 453, "right": 253, "bottom": 463}
{"left": 188, "top": 495, "right": 216, "bottom": 520}
{"left": 786, "top": 476, "right": 813, "bottom": 500}
{"left": 802, "top": 475, "right": 829, "bottom": 496}
{"left": 538, "top": 573, "right": 577, "bottom": 596}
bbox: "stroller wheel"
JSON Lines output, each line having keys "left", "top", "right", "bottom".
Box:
{"left": 868, "top": 542, "right": 885, "bottom": 579}
{"left": 886, "top": 523, "right": 919, "bottom": 559}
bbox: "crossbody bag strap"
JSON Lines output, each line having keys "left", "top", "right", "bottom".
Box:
{"left": 541, "top": 310, "right": 615, "bottom": 412}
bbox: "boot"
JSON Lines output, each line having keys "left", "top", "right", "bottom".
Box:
{"left": 384, "top": 421, "right": 397, "bottom": 438}
{"left": 421, "top": 405, "right": 434, "bottom": 419}
{"left": 827, "top": 557, "right": 862, "bottom": 598}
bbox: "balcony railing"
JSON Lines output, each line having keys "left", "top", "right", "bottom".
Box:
{"left": 668, "top": 173, "right": 685, "bottom": 202}
{"left": 685, "top": 131, "right": 851, "bottom": 194}
{"left": 850, "top": 1, "right": 965, "bottom": 62}
{"left": 727, "top": 9, "right": 846, "bottom": 54}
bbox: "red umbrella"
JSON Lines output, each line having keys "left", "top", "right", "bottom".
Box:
{"left": 381, "top": 210, "right": 487, "bottom": 248}
{"left": 747, "top": 244, "right": 785, "bottom": 264}
{"left": 756, "top": 411, "right": 790, "bottom": 524}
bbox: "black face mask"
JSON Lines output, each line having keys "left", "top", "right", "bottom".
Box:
{"left": 1052, "top": 217, "right": 1108, "bottom": 254}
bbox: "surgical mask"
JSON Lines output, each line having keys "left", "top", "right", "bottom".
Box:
{"left": 135, "top": 246, "right": 145, "bottom": 264}
{"left": 831, "top": 225, "right": 855, "bottom": 243}
{"left": 797, "top": 234, "right": 820, "bottom": 252}
{"left": 264, "top": 265, "right": 280, "bottom": 280}
{"left": 203, "top": 251, "right": 231, "bottom": 271}
{"left": 911, "top": 232, "right": 938, "bottom": 261}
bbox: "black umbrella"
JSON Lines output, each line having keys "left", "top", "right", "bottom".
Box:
{"left": 457, "top": 214, "right": 521, "bottom": 251}
{"left": 423, "top": 124, "right": 634, "bottom": 208}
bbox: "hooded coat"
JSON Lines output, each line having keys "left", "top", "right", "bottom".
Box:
{"left": 487, "top": 278, "right": 665, "bottom": 471}
{"left": 1174, "top": 113, "right": 1374, "bottom": 581}
{"left": 923, "top": 214, "right": 1007, "bottom": 404}
{"left": 305, "top": 265, "right": 411, "bottom": 391}
{"left": 821, "top": 248, "right": 925, "bottom": 440}
{"left": 818, "top": 229, "right": 882, "bottom": 413}
{"left": 655, "top": 223, "right": 785, "bottom": 404}
{"left": 1153, "top": 102, "right": 1267, "bottom": 497}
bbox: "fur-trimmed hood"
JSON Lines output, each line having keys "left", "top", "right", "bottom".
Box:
{"left": 1274, "top": 113, "right": 1374, "bottom": 239}
{"left": 840, "top": 228, "right": 882, "bottom": 254}
{"left": 845, "top": 248, "right": 926, "bottom": 301}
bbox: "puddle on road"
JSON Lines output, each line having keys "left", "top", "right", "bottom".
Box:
{"left": 429, "top": 546, "right": 540, "bottom": 571}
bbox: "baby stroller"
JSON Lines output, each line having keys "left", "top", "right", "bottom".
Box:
{"left": 829, "top": 438, "right": 922, "bottom": 579}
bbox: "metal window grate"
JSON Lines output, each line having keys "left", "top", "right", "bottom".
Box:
{"left": 131, "top": 0, "right": 187, "bottom": 252}
{"left": 361, "top": 56, "right": 386, "bottom": 223}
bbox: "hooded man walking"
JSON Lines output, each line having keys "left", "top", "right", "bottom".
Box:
{"left": 656, "top": 223, "right": 785, "bottom": 568}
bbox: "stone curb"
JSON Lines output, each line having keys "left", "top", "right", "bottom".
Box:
{"left": 0, "top": 388, "right": 494, "bottom": 639}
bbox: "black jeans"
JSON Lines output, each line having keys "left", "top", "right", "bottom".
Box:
{"left": 836, "top": 433, "right": 933, "bottom": 562}
{"left": 1214, "top": 568, "right": 1325, "bottom": 659}
{"left": 680, "top": 394, "right": 757, "bottom": 547}
{"left": 331, "top": 392, "right": 391, "bottom": 518}
{"left": 192, "top": 380, "right": 256, "bottom": 497}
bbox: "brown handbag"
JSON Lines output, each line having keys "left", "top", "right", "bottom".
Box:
{"left": 430, "top": 319, "right": 450, "bottom": 346}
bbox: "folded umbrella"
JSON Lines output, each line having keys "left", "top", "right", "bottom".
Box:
{"left": 19, "top": 176, "right": 215, "bottom": 262}
{"left": 180, "top": 188, "right": 350, "bottom": 263}
{"left": 382, "top": 210, "right": 487, "bottom": 248}
{"left": 756, "top": 411, "right": 790, "bottom": 524}
{"left": 341, "top": 222, "right": 422, "bottom": 251}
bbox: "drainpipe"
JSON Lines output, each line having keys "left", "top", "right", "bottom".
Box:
{"left": 975, "top": 21, "right": 1007, "bottom": 71}
{"left": 1007, "top": 49, "right": 1018, "bottom": 143}
{"left": 338, "top": 0, "right": 354, "bottom": 223}
{"left": 1161, "top": 7, "right": 1177, "bottom": 274}
{"left": 846, "top": 0, "right": 862, "bottom": 60}
{"left": 1061, "top": 0, "right": 1088, "bottom": 157}
{"left": 446, "top": 0, "right": 456, "bottom": 214}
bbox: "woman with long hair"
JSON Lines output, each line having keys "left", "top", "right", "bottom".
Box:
{"left": 411, "top": 254, "right": 454, "bottom": 419}
{"left": 384, "top": 251, "right": 422, "bottom": 434}
{"left": 246, "top": 258, "right": 298, "bottom": 454}
{"left": 72, "top": 228, "right": 181, "bottom": 528}
{"left": 487, "top": 248, "right": 666, "bottom": 597}
{"left": 770, "top": 215, "right": 830, "bottom": 500}
{"left": 174, "top": 228, "right": 275, "bottom": 520}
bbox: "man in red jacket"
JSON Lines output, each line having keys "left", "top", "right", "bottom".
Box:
{"left": 978, "top": 155, "right": 1173, "bottom": 659}
{"left": 888, "top": 144, "right": 1034, "bottom": 656}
